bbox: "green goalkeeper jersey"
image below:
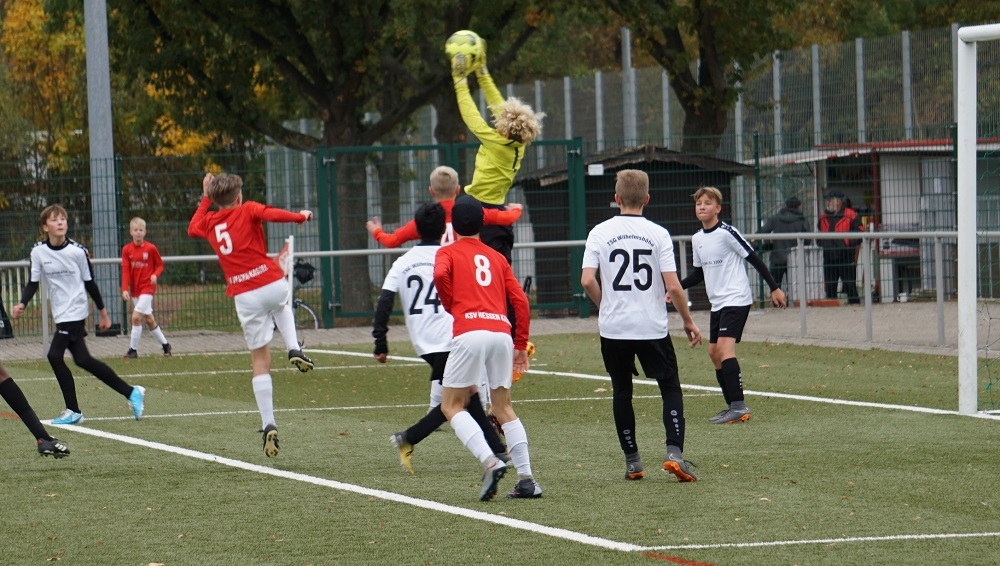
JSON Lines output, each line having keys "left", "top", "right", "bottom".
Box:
{"left": 455, "top": 72, "right": 525, "bottom": 205}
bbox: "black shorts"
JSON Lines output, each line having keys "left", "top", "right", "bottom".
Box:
{"left": 420, "top": 351, "right": 449, "bottom": 383}
{"left": 478, "top": 203, "right": 514, "bottom": 264}
{"left": 709, "top": 305, "right": 751, "bottom": 343}
{"left": 599, "top": 335, "right": 679, "bottom": 383}
{"left": 53, "top": 319, "right": 88, "bottom": 343}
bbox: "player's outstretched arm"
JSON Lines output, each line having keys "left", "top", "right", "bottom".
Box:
{"left": 475, "top": 65, "right": 504, "bottom": 113}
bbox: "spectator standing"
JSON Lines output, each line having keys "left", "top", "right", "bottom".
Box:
{"left": 759, "top": 196, "right": 809, "bottom": 288}
{"left": 817, "top": 191, "right": 863, "bottom": 304}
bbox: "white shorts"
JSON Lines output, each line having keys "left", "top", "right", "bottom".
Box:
{"left": 443, "top": 330, "right": 514, "bottom": 390}
{"left": 234, "top": 279, "right": 291, "bottom": 350}
{"left": 131, "top": 294, "right": 154, "bottom": 315}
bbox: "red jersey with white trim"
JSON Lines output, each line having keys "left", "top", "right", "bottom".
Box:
{"left": 371, "top": 199, "right": 522, "bottom": 248}
{"left": 433, "top": 237, "right": 530, "bottom": 349}
{"left": 187, "top": 197, "right": 306, "bottom": 296}
{"left": 121, "top": 240, "right": 164, "bottom": 296}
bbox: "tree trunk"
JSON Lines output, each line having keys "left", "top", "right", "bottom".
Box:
{"left": 327, "top": 144, "right": 374, "bottom": 316}
{"left": 679, "top": 96, "right": 729, "bottom": 155}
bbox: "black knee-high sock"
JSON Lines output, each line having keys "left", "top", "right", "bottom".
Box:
{"left": 720, "top": 358, "right": 744, "bottom": 403}
{"left": 466, "top": 393, "right": 506, "bottom": 454}
{"left": 48, "top": 354, "right": 81, "bottom": 413}
{"left": 0, "top": 379, "right": 50, "bottom": 440}
{"left": 715, "top": 368, "right": 730, "bottom": 404}
{"left": 404, "top": 406, "right": 448, "bottom": 446}
{"left": 69, "top": 341, "right": 134, "bottom": 398}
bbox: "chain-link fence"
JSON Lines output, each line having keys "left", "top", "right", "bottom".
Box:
{"left": 2, "top": 127, "right": 989, "bottom": 340}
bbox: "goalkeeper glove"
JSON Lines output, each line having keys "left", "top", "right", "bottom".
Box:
{"left": 512, "top": 341, "right": 535, "bottom": 383}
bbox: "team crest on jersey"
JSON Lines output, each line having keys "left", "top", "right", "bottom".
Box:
{"left": 142, "top": 252, "right": 148, "bottom": 260}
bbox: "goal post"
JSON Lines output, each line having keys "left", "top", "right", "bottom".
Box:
{"left": 956, "top": 24, "right": 1000, "bottom": 415}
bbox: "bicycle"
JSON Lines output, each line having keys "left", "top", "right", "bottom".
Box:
{"left": 291, "top": 259, "right": 320, "bottom": 330}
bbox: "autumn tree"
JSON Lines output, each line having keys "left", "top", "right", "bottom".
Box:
{"left": 598, "top": 0, "right": 799, "bottom": 154}
{"left": 102, "top": 0, "right": 551, "bottom": 313}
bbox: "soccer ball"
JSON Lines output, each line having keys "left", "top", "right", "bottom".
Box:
{"left": 445, "top": 30, "right": 485, "bottom": 75}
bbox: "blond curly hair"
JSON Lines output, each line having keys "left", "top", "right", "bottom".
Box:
{"left": 492, "top": 97, "right": 545, "bottom": 145}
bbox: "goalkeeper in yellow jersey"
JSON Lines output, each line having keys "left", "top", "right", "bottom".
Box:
{"left": 451, "top": 51, "right": 545, "bottom": 265}
{"left": 451, "top": 44, "right": 544, "bottom": 383}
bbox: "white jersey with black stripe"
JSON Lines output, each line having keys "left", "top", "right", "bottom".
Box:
{"left": 582, "top": 214, "right": 676, "bottom": 340}
{"left": 28, "top": 238, "right": 94, "bottom": 323}
{"left": 381, "top": 244, "right": 452, "bottom": 355}
{"left": 691, "top": 221, "right": 754, "bottom": 311}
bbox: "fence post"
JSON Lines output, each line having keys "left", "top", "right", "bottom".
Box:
{"left": 812, "top": 44, "right": 822, "bottom": 146}
{"left": 568, "top": 138, "right": 588, "bottom": 318}
{"left": 662, "top": 70, "right": 672, "bottom": 148}
{"left": 535, "top": 80, "right": 546, "bottom": 170}
{"left": 773, "top": 51, "right": 782, "bottom": 156}
{"left": 564, "top": 76, "right": 573, "bottom": 140}
{"left": 856, "top": 37, "right": 867, "bottom": 144}
{"left": 595, "top": 71, "right": 605, "bottom": 152}
{"left": 315, "top": 146, "right": 335, "bottom": 328}
{"left": 902, "top": 30, "right": 914, "bottom": 140}
{"left": 621, "top": 26, "right": 637, "bottom": 144}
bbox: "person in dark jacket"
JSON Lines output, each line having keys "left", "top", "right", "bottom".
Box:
{"left": 760, "top": 196, "right": 809, "bottom": 288}
{"left": 817, "top": 191, "right": 863, "bottom": 304}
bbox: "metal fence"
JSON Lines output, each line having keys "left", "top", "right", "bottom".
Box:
{"left": 0, "top": 231, "right": 961, "bottom": 349}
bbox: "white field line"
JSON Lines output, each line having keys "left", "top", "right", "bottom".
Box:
{"left": 46, "top": 404, "right": 1000, "bottom": 555}
{"left": 13, "top": 363, "right": 423, "bottom": 383}
{"left": 42, "top": 350, "right": 1000, "bottom": 554}
{"left": 641, "top": 531, "right": 1000, "bottom": 551}
{"left": 49, "top": 423, "right": 644, "bottom": 554}
{"left": 308, "top": 349, "right": 1000, "bottom": 421}
{"left": 69, "top": 395, "right": 707, "bottom": 422}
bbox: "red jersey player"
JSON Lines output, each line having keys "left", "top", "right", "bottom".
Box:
{"left": 187, "top": 172, "right": 313, "bottom": 458}
{"left": 433, "top": 195, "right": 541, "bottom": 501}
{"left": 365, "top": 165, "right": 522, "bottom": 247}
{"left": 121, "top": 217, "right": 172, "bottom": 358}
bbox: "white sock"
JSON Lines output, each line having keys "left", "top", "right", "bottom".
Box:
{"left": 273, "top": 306, "right": 300, "bottom": 351}
{"left": 150, "top": 326, "right": 168, "bottom": 345}
{"left": 451, "top": 411, "right": 493, "bottom": 464}
{"left": 251, "top": 374, "right": 275, "bottom": 429}
{"left": 429, "top": 380, "right": 443, "bottom": 410}
{"left": 130, "top": 325, "right": 142, "bottom": 350}
{"left": 503, "top": 418, "right": 533, "bottom": 478}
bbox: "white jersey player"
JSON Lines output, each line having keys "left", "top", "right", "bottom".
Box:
{"left": 372, "top": 202, "right": 507, "bottom": 476}
{"left": 581, "top": 170, "right": 702, "bottom": 483}
{"left": 682, "top": 186, "right": 786, "bottom": 425}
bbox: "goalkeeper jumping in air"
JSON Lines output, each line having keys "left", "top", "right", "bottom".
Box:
{"left": 450, "top": 36, "right": 544, "bottom": 351}
{"left": 450, "top": 41, "right": 544, "bottom": 264}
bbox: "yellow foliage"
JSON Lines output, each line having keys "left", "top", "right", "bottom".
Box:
{"left": 1, "top": 0, "right": 87, "bottom": 156}
{"left": 153, "top": 116, "right": 215, "bottom": 157}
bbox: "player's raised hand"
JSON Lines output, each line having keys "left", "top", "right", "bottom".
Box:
{"left": 202, "top": 173, "right": 214, "bottom": 197}
{"left": 771, "top": 288, "right": 787, "bottom": 309}
{"left": 366, "top": 216, "right": 382, "bottom": 234}
{"left": 299, "top": 210, "right": 313, "bottom": 222}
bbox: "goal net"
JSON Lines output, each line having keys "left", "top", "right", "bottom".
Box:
{"left": 957, "top": 24, "right": 1000, "bottom": 415}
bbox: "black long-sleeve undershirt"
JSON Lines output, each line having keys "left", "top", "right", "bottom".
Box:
{"left": 680, "top": 250, "right": 780, "bottom": 293}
